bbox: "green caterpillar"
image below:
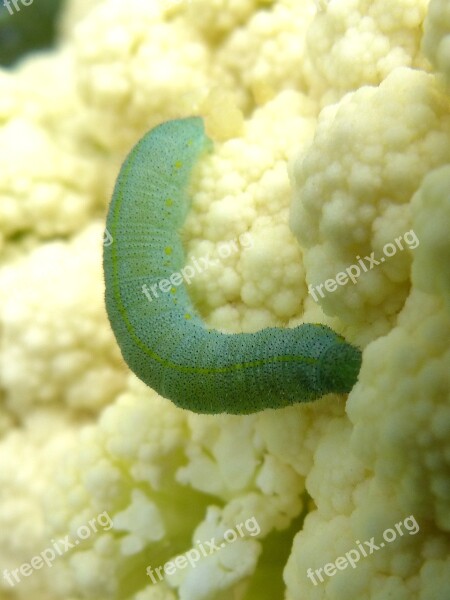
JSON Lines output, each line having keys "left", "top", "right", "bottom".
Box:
{"left": 103, "top": 117, "right": 361, "bottom": 414}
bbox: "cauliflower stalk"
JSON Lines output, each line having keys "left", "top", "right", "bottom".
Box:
{"left": 0, "top": 1, "right": 449, "bottom": 600}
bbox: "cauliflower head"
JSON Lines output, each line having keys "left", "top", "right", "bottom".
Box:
{"left": 0, "top": 1, "right": 448, "bottom": 600}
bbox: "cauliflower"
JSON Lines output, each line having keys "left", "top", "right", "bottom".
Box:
{"left": 71, "top": 0, "right": 212, "bottom": 150}
{"left": 0, "top": 224, "right": 127, "bottom": 418}
{"left": 422, "top": 0, "right": 450, "bottom": 84}
{"left": 184, "top": 90, "right": 316, "bottom": 328}
{"left": 0, "top": 1, "right": 448, "bottom": 600}
{"left": 0, "top": 51, "right": 114, "bottom": 251}
{"left": 303, "top": 0, "right": 431, "bottom": 105}
{"left": 285, "top": 165, "right": 450, "bottom": 600}
{"left": 213, "top": 0, "right": 316, "bottom": 106}
{"left": 289, "top": 66, "right": 450, "bottom": 337}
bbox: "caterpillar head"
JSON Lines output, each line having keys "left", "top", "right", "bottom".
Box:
{"left": 318, "top": 340, "right": 362, "bottom": 395}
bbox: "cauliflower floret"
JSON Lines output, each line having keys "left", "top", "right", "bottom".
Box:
{"left": 185, "top": 90, "right": 317, "bottom": 330}
{"left": 34, "top": 382, "right": 344, "bottom": 599}
{"left": 0, "top": 411, "right": 81, "bottom": 596}
{"left": 422, "top": 0, "right": 450, "bottom": 84}
{"left": 164, "top": 506, "right": 262, "bottom": 600}
{"left": 33, "top": 382, "right": 215, "bottom": 598}
{"left": 304, "top": 0, "right": 431, "bottom": 105}
{"left": 0, "top": 52, "right": 113, "bottom": 249}
{"left": 0, "top": 113, "right": 102, "bottom": 247}
{"left": 72, "top": 0, "right": 212, "bottom": 151}
{"left": 215, "top": 0, "right": 316, "bottom": 106}
{"left": 289, "top": 67, "right": 450, "bottom": 337}
{"left": 347, "top": 165, "right": 450, "bottom": 529}
{"left": 284, "top": 165, "right": 450, "bottom": 600}
{"left": 410, "top": 164, "right": 450, "bottom": 305}
{"left": 185, "top": 0, "right": 267, "bottom": 39}
{"left": 0, "top": 224, "right": 127, "bottom": 418}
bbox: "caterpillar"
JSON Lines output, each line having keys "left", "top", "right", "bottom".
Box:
{"left": 103, "top": 117, "right": 362, "bottom": 414}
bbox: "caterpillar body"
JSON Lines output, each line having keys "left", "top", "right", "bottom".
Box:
{"left": 103, "top": 117, "right": 361, "bottom": 414}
